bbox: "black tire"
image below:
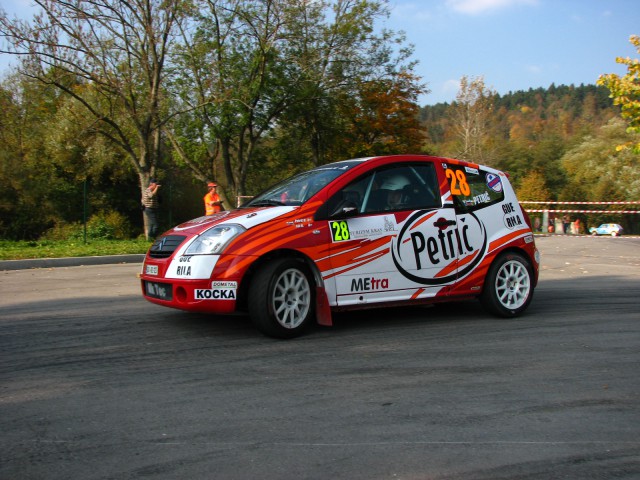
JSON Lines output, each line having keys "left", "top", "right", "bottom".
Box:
{"left": 480, "top": 252, "right": 534, "bottom": 317}
{"left": 248, "top": 258, "right": 315, "bottom": 338}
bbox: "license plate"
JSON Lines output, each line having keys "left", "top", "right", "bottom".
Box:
{"left": 145, "top": 264, "right": 158, "bottom": 275}
{"left": 144, "top": 281, "right": 172, "bottom": 301}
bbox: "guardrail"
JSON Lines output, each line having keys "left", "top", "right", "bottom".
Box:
{"left": 521, "top": 201, "right": 640, "bottom": 214}
{"left": 520, "top": 201, "right": 639, "bottom": 234}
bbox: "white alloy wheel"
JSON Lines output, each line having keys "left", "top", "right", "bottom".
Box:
{"left": 248, "top": 259, "right": 315, "bottom": 338}
{"left": 494, "top": 259, "right": 531, "bottom": 310}
{"left": 481, "top": 252, "right": 534, "bottom": 317}
{"left": 271, "top": 268, "right": 312, "bottom": 329}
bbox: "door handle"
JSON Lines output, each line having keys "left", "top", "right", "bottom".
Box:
{"left": 434, "top": 218, "right": 456, "bottom": 228}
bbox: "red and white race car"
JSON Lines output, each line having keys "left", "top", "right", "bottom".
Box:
{"left": 141, "top": 155, "right": 540, "bottom": 338}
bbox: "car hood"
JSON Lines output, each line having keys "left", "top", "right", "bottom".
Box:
{"left": 166, "top": 206, "right": 298, "bottom": 236}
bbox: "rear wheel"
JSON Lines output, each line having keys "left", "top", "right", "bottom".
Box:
{"left": 248, "top": 258, "right": 315, "bottom": 338}
{"left": 481, "top": 252, "right": 533, "bottom": 317}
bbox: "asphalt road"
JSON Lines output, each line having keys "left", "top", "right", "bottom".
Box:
{"left": 1, "top": 236, "right": 639, "bottom": 480}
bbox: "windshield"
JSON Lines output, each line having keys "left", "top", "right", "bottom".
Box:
{"left": 244, "top": 161, "right": 359, "bottom": 207}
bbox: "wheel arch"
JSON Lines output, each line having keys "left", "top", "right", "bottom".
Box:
{"left": 485, "top": 245, "right": 538, "bottom": 289}
{"left": 235, "top": 248, "right": 333, "bottom": 326}
{"left": 480, "top": 247, "right": 536, "bottom": 317}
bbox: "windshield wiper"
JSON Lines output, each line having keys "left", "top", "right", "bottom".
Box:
{"left": 248, "top": 199, "right": 285, "bottom": 207}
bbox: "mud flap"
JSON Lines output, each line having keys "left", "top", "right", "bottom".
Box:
{"left": 315, "top": 286, "right": 333, "bottom": 326}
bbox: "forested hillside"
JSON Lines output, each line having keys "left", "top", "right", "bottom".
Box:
{"left": 420, "top": 83, "right": 619, "bottom": 193}
{"left": 417, "top": 83, "right": 639, "bottom": 233}
{"left": 1, "top": 79, "right": 638, "bottom": 239}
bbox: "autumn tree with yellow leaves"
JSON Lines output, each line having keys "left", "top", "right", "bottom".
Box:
{"left": 598, "top": 35, "right": 640, "bottom": 153}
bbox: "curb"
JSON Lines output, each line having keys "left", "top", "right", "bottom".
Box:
{"left": 0, "top": 254, "right": 146, "bottom": 271}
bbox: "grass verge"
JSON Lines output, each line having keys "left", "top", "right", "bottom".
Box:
{"left": 0, "top": 239, "right": 152, "bottom": 260}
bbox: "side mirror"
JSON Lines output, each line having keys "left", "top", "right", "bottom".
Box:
{"left": 330, "top": 204, "right": 359, "bottom": 219}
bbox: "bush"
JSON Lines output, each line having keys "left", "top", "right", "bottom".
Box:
{"left": 42, "top": 211, "right": 133, "bottom": 240}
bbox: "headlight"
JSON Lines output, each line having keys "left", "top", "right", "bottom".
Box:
{"left": 185, "top": 224, "right": 246, "bottom": 255}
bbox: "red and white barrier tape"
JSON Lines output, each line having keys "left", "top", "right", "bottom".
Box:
{"left": 525, "top": 209, "right": 640, "bottom": 214}
{"left": 521, "top": 201, "right": 640, "bottom": 205}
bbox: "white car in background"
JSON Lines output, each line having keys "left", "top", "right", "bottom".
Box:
{"left": 589, "top": 223, "right": 624, "bottom": 236}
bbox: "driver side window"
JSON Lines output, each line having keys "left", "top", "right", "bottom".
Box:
{"left": 324, "top": 162, "right": 440, "bottom": 218}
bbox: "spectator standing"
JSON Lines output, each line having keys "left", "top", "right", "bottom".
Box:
{"left": 204, "top": 182, "right": 223, "bottom": 215}
{"left": 574, "top": 218, "right": 582, "bottom": 235}
{"left": 141, "top": 178, "right": 161, "bottom": 239}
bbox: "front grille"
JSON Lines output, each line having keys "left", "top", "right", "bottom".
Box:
{"left": 148, "top": 235, "right": 187, "bottom": 259}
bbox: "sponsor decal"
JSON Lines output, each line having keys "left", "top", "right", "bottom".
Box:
{"left": 293, "top": 217, "right": 313, "bottom": 228}
{"left": 486, "top": 173, "right": 503, "bottom": 193}
{"left": 176, "top": 266, "right": 192, "bottom": 276}
{"left": 473, "top": 192, "right": 491, "bottom": 205}
{"left": 166, "top": 255, "right": 219, "bottom": 279}
{"left": 330, "top": 216, "right": 396, "bottom": 242}
{"left": 211, "top": 281, "right": 237, "bottom": 288}
{"left": 391, "top": 211, "right": 487, "bottom": 285}
{"left": 350, "top": 276, "right": 389, "bottom": 292}
{"left": 175, "top": 255, "right": 192, "bottom": 276}
{"left": 465, "top": 166, "right": 480, "bottom": 175}
{"left": 195, "top": 289, "right": 236, "bottom": 300}
{"left": 195, "top": 281, "right": 237, "bottom": 300}
{"left": 502, "top": 202, "right": 523, "bottom": 230}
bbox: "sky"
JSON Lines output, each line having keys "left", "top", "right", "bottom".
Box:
{"left": 382, "top": 0, "right": 640, "bottom": 104}
{"left": 1, "top": 0, "right": 639, "bottom": 105}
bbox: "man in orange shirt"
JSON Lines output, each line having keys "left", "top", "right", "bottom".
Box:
{"left": 204, "top": 182, "right": 223, "bottom": 215}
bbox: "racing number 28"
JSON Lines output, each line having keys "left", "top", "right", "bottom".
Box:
{"left": 445, "top": 169, "right": 471, "bottom": 196}
{"left": 330, "top": 220, "right": 351, "bottom": 242}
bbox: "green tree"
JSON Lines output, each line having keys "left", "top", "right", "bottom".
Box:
{"left": 0, "top": 74, "right": 143, "bottom": 239}
{"left": 597, "top": 35, "right": 640, "bottom": 153}
{"left": 169, "top": 0, "right": 423, "bottom": 196}
{"left": 1, "top": 0, "right": 186, "bottom": 238}
{"left": 562, "top": 118, "right": 640, "bottom": 201}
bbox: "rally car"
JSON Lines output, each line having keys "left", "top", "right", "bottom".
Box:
{"left": 141, "top": 155, "right": 540, "bottom": 338}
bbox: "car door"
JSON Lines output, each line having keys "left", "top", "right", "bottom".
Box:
{"left": 322, "top": 161, "right": 461, "bottom": 307}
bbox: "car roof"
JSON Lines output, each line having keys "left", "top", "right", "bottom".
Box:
{"left": 323, "top": 154, "right": 484, "bottom": 171}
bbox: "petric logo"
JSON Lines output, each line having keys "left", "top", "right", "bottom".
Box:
{"left": 391, "top": 211, "right": 487, "bottom": 285}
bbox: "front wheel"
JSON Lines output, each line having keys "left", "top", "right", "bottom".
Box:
{"left": 248, "top": 258, "right": 315, "bottom": 338}
{"left": 481, "top": 252, "right": 534, "bottom": 317}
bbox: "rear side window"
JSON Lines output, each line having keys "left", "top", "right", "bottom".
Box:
{"left": 444, "top": 164, "right": 505, "bottom": 212}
